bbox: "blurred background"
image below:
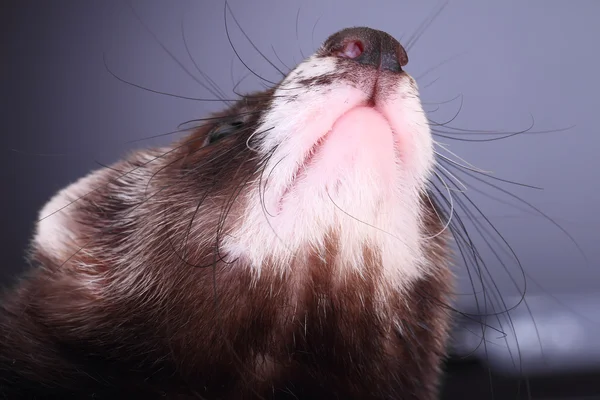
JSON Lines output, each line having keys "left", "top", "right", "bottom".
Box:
{"left": 2, "top": 0, "right": 599, "bottom": 398}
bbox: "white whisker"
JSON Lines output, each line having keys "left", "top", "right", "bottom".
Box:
{"left": 433, "top": 140, "right": 491, "bottom": 174}
{"left": 423, "top": 170, "right": 454, "bottom": 240}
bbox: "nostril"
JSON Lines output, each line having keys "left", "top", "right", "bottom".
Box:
{"left": 323, "top": 27, "right": 407, "bottom": 73}
{"left": 334, "top": 40, "right": 364, "bottom": 59}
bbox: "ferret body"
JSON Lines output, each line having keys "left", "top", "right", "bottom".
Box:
{"left": 0, "top": 28, "right": 453, "bottom": 399}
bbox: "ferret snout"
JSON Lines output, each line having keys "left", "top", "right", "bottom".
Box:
{"left": 323, "top": 27, "right": 409, "bottom": 72}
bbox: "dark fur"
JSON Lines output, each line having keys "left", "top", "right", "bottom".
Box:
{"left": 0, "top": 28, "right": 453, "bottom": 399}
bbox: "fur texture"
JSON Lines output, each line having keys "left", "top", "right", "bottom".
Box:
{"left": 0, "top": 27, "right": 453, "bottom": 399}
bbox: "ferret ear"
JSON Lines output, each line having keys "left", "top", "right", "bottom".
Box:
{"left": 32, "top": 167, "right": 111, "bottom": 266}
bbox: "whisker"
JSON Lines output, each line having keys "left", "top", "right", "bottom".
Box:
{"left": 438, "top": 173, "right": 528, "bottom": 314}
{"left": 431, "top": 181, "right": 525, "bottom": 316}
{"left": 311, "top": 16, "right": 322, "bottom": 50}
{"left": 166, "top": 144, "right": 253, "bottom": 269}
{"left": 181, "top": 16, "right": 230, "bottom": 103}
{"left": 405, "top": 1, "right": 449, "bottom": 52}
{"left": 246, "top": 125, "right": 274, "bottom": 153}
{"left": 434, "top": 149, "right": 543, "bottom": 191}
{"left": 254, "top": 144, "right": 299, "bottom": 255}
{"left": 443, "top": 178, "right": 540, "bottom": 391}
{"left": 324, "top": 191, "right": 408, "bottom": 246}
{"left": 126, "top": 0, "right": 228, "bottom": 103}
{"left": 423, "top": 172, "right": 454, "bottom": 240}
{"left": 231, "top": 72, "right": 255, "bottom": 98}
{"left": 421, "top": 92, "right": 463, "bottom": 106}
{"left": 223, "top": 1, "right": 282, "bottom": 84}
{"left": 103, "top": 52, "right": 237, "bottom": 102}
{"left": 271, "top": 44, "right": 292, "bottom": 72}
{"left": 429, "top": 187, "right": 506, "bottom": 396}
{"left": 434, "top": 163, "right": 468, "bottom": 192}
{"left": 432, "top": 114, "right": 575, "bottom": 143}
{"left": 125, "top": 126, "right": 196, "bottom": 144}
{"left": 443, "top": 158, "right": 588, "bottom": 264}
{"left": 427, "top": 94, "right": 464, "bottom": 127}
{"left": 415, "top": 51, "right": 469, "bottom": 82}
{"left": 177, "top": 110, "right": 263, "bottom": 132}
{"left": 421, "top": 76, "right": 442, "bottom": 91}
{"left": 10, "top": 148, "right": 67, "bottom": 157}
{"left": 432, "top": 118, "right": 575, "bottom": 135}
{"left": 434, "top": 170, "right": 540, "bottom": 394}
{"left": 295, "top": 7, "right": 306, "bottom": 60}
{"left": 433, "top": 140, "right": 489, "bottom": 172}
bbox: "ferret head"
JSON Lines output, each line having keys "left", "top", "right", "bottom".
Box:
{"left": 21, "top": 26, "right": 450, "bottom": 399}
{"left": 170, "top": 27, "right": 440, "bottom": 285}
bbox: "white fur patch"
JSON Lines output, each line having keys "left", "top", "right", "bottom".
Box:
{"left": 223, "top": 55, "right": 435, "bottom": 290}
{"left": 34, "top": 169, "right": 107, "bottom": 264}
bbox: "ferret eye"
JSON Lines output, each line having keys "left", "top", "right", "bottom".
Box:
{"left": 205, "top": 121, "right": 244, "bottom": 145}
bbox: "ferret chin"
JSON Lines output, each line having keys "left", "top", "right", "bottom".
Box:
{"left": 0, "top": 27, "right": 453, "bottom": 400}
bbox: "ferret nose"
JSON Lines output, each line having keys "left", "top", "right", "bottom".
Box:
{"left": 323, "top": 27, "right": 408, "bottom": 73}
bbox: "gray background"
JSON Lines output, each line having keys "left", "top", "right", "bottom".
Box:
{"left": 2, "top": 0, "right": 599, "bottom": 393}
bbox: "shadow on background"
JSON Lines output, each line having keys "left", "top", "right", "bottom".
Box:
{"left": 442, "top": 359, "right": 600, "bottom": 400}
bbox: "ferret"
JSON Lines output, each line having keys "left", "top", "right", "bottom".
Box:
{"left": 0, "top": 27, "right": 454, "bottom": 399}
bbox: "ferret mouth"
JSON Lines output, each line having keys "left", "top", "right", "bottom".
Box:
{"left": 275, "top": 103, "right": 394, "bottom": 213}
{"left": 275, "top": 132, "right": 330, "bottom": 214}
{"left": 279, "top": 130, "right": 331, "bottom": 205}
